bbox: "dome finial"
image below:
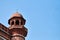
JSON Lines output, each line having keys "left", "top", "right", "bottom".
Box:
{"left": 16, "top": 9, "right": 19, "bottom": 13}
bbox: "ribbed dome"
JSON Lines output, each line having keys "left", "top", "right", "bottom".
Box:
{"left": 10, "top": 12, "right": 23, "bottom": 18}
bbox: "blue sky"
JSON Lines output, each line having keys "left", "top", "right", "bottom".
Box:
{"left": 0, "top": 0, "right": 60, "bottom": 40}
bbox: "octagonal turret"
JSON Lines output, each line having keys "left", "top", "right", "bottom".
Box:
{"left": 8, "top": 12, "right": 28, "bottom": 40}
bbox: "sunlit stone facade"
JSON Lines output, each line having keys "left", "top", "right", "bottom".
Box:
{"left": 0, "top": 12, "right": 28, "bottom": 40}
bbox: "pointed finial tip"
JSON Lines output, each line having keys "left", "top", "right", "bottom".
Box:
{"left": 16, "top": 9, "right": 19, "bottom": 12}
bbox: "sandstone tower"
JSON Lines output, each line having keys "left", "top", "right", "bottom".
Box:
{"left": 0, "top": 12, "right": 28, "bottom": 40}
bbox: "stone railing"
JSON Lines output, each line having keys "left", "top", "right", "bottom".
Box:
{"left": 0, "top": 23, "right": 9, "bottom": 34}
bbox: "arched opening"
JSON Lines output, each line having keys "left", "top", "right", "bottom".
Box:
{"left": 11, "top": 21, "right": 14, "bottom": 25}
{"left": 21, "top": 21, "right": 23, "bottom": 25}
{"left": 16, "top": 20, "right": 19, "bottom": 25}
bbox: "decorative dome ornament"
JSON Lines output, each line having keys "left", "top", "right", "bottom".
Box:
{"left": 10, "top": 12, "right": 23, "bottom": 18}
{"left": 8, "top": 12, "right": 26, "bottom": 25}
